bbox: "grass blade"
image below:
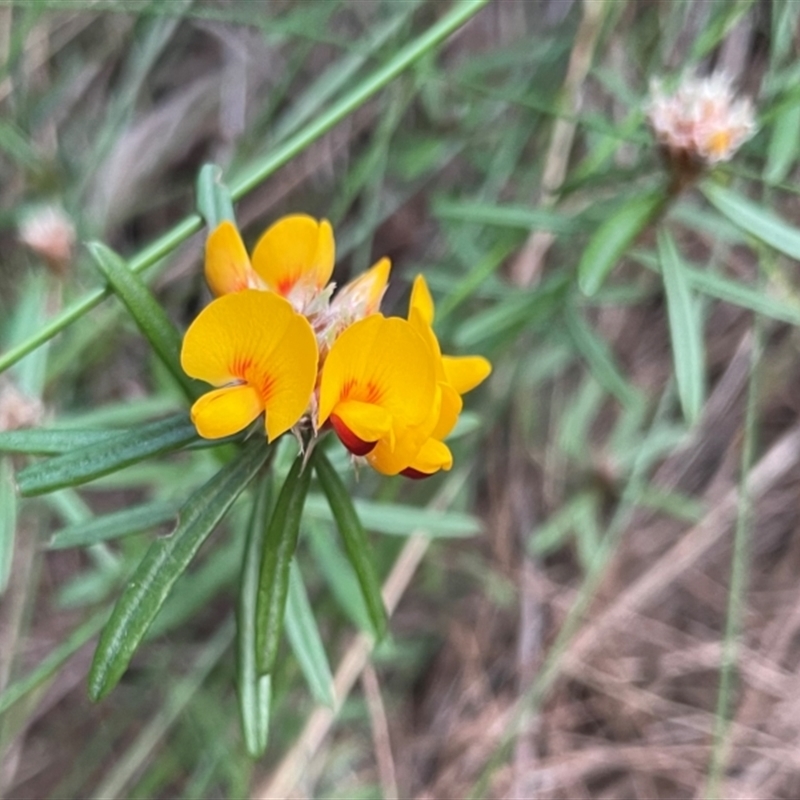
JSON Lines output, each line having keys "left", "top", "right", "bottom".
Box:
{"left": 285, "top": 559, "right": 335, "bottom": 708}
{"left": 0, "top": 458, "right": 16, "bottom": 595}
{"left": 314, "top": 451, "right": 388, "bottom": 640}
{"left": 237, "top": 474, "right": 272, "bottom": 757}
{"left": 88, "top": 242, "right": 199, "bottom": 400}
{"left": 256, "top": 452, "right": 314, "bottom": 675}
{"left": 48, "top": 500, "right": 180, "bottom": 550}
{"left": 578, "top": 187, "right": 665, "bottom": 296}
{"left": 658, "top": 230, "right": 705, "bottom": 423}
{"left": 88, "top": 438, "right": 270, "bottom": 700}
{"left": 702, "top": 181, "right": 800, "bottom": 260}
{"left": 17, "top": 414, "right": 199, "bottom": 497}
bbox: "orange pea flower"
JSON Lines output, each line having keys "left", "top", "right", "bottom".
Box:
{"left": 317, "top": 315, "right": 438, "bottom": 459}
{"left": 180, "top": 290, "right": 318, "bottom": 442}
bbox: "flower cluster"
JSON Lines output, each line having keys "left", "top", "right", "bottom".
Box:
{"left": 180, "top": 215, "right": 491, "bottom": 478}
{"left": 646, "top": 72, "right": 756, "bottom": 165}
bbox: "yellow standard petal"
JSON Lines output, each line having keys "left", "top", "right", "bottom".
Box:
{"left": 318, "top": 314, "right": 437, "bottom": 454}
{"left": 205, "top": 221, "right": 255, "bottom": 296}
{"left": 250, "top": 214, "right": 335, "bottom": 296}
{"left": 181, "top": 290, "right": 318, "bottom": 441}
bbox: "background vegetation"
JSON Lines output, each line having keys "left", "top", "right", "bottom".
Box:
{"left": 2, "top": 1, "right": 800, "bottom": 798}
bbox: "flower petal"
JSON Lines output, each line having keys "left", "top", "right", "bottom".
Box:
{"left": 409, "top": 274, "right": 435, "bottom": 326}
{"left": 431, "top": 382, "right": 462, "bottom": 440}
{"left": 250, "top": 214, "right": 334, "bottom": 295}
{"left": 365, "top": 385, "right": 442, "bottom": 476}
{"left": 442, "top": 355, "right": 492, "bottom": 395}
{"left": 191, "top": 384, "right": 263, "bottom": 439}
{"left": 181, "top": 290, "right": 318, "bottom": 442}
{"left": 205, "top": 221, "right": 253, "bottom": 296}
{"left": 330, "top": 399, "right": 394, "bottom": 456}
{"left": 401, "top": 438, "right": 453, "bottom": 479}
{"left": 318, "top": 315, "right": 436, "bottom": 430}
{"left": 332, "top": 257, "right": 391, "bottom": 318}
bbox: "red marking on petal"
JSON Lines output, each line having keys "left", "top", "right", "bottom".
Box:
{"left": 400, "top": 466, "right": 434, "bottom": 480}
{"left": 331, "top": 414, "right": 377, "bottom": 456}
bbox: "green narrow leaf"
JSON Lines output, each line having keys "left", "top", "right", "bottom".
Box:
{"left": 702, "top": 181, "right": 800, "bottom": 260}
{"left": 688, "top": 266, "right": 800, "bottom": 325}
{"left": 432, "top": 198, "right": 580, "bottom": 234}
{"left": 17, "top": 413, "right": 199, "bottom": 497}
{"left": 633, "top": 250, "right": 800, "bottom": 325}
{"left": 765, "top": 101, "right": 800, "bottom": 184}
{"left": 314, "top": 451, "right": 388, "bottom": 640}
{"left": 285, "top": 559, "right": 335, "bottom": 708}
{"left": 564, "top": 304, "right": 641, "bottom": 409}
{"left": 0, "top": 458, "right": 17, "bottom": 595}
{"left": 307, "top": 520, "right": 371, "bottom": 632}
{"left": 454, "top": 273, "right": 570, "bottom": 349}
{"left": 256, "top": 453, "right": 314, "bottom": 675}
{"left": 0, "top": 427, "right": 126, "bottom": 455}
{"left": 48, "top": 500, "right": 180, "bottom": 550}
{"left": 658, "top": 230, "right": 705, "bottom": 423}
{"left": 578, "top": 188, "right": 665, "bottom": 296}
{"left": 88, "top": 438, "right": 270, "bottom": 700}
{"left": 88, "top": 242, "right": 199, "bottom": 400}
{"left": 237, "top": 474, "right": 272, "bottom": 757}
{"left": 196, "top": 164, "right": 236, "bottom": 230}
{"left": 303, "top": 494, "right": 482, "bottom": 538}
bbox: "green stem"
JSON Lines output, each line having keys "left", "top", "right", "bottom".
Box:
{"left": 0, "top": 0, "right": 491, "bottom": 376}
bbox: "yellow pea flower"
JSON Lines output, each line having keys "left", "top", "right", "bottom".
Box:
{"left": 368, "top": 275, "right": 491, "bottom": 479}
{"left": 181, "top": 290, "right": 318, "bottom": 442}
{"left": 317, "top": 315, "right": 437, "bottom": 458}
{"left": 204, "top": 215, "right": 334, "bottom": 311}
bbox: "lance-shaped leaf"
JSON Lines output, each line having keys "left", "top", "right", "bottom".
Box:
{"left": 0, "top": 458, "right": 16, "bottom": 595}
{"left": 237, "top": 474, "right": 273, "bottom": 757}
{"left": 0, "top": 427, "right": 125, "bottom": 455}
{"left": 48, "top": 500, "right": 180, "bottom": 550}
{"left": 285, "top": 559, "right": 335, "bottom": 707}
{"left": 17, "top": 414, "right": 198, "bottom": 497}
{"left": 702, "top": 181, "right": 800, "bottom": 260}
{"left": 88, "top": 438, "right": 270, "bottom": 701}
{"left": 658, "top": 230, "right": 705, "bottom": 424}
{"left": 197, "top": 163, "right": 236, "bottom": 230}
{"left": 88, "top": 242, "right": 200, "bottom": 400}
{"left": 256, "top": 452, "right": 314, "bottom": 675}
{"left": 578, "top": 188, "right": 665, "bottom": 296}
{"left": 315, "top": 451, "right": 388, "bottom": 640}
